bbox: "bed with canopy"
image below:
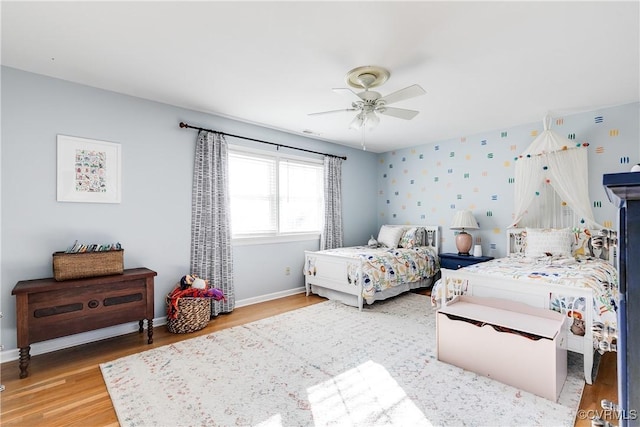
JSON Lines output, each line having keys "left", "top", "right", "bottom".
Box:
{"left": 434, "top": 116, "right": 618, "bottom": 385}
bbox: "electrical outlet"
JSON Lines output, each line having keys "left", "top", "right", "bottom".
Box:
{"left": 285, "top": 267, "right": 291, "bottom": 275}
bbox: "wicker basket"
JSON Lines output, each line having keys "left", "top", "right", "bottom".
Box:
{"left": 52, "top": 250, "right": 124, "bottom": 281}
{"left": 166, "top": 297, "right": 212, "bottom": 334}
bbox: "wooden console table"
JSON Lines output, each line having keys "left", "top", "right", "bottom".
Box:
{"left": 12, "top": 267, "right": 157, "bottom": 378}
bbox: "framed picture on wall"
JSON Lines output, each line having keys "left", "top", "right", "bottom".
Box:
{"left": 57, "top": 134, "right": 122, "bottom": 203}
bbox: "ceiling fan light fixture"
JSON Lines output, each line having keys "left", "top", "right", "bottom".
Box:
{"left": 349, "top": 113, "right": 365, "bottom": 130}
{"left": 365, "top": 111, "right": 379, "bottom": 130}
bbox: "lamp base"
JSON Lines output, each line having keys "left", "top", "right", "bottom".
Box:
{"left": 455, "top": 231, "right": 473, "bottom": 256}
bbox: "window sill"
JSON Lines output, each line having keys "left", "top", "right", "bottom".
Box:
{"left": 232, "top": 233, "right": 321, "bottom": 246}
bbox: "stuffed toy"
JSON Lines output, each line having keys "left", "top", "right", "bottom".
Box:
{"left": 180, "top": 274, "right": 209, "bottom": 290}
{"left": 179, "top": 274, "right": 198, "bottom": 290}
{"left": 192, "top": 277, "right": 207, "bottom": 289}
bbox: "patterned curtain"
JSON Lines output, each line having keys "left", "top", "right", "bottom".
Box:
{"left": 191, "top": 130, "right": 235, "bottom": 315}
{"left": 321, "top": 156, "right": 343, "bottom": 250}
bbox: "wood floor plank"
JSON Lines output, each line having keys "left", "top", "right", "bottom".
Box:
{"left": 0, "top": 291, "right": 617, "bottom": 426}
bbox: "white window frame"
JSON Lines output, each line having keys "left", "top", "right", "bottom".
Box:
{"left": 228, "top": 145, "right": 323, "bottom": 246}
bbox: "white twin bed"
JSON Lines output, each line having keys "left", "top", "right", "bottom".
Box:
{"left": 432, "top": 227, "right": 618, "bottom": 385}
{"left": 304, "top": 225, "right": 440, "bottom": 311}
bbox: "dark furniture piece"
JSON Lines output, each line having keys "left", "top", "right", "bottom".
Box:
{"left": 439, "top": 253, "right": 494, "bottom": 270}
{"left": 12, "top": 267, "right": 157, "bottom": 378}
{"left": 604, "top": 172, "right": 640, "bottom": 426}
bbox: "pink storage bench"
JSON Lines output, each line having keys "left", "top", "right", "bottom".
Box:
{"left": 437, "top": 295, "right": 567, "bottom": 401}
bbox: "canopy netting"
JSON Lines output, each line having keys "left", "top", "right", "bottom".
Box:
{"left": 510, "top": 115, "right": 599, "bottom": 229}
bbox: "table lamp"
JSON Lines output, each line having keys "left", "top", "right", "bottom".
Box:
{"left": 450, "top": 210, "right": 479, "bottom": 256}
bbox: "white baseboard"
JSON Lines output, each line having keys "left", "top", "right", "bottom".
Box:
{"left": 234, "top": 286, "right": 306, "bottom": 308}
{"left": 0, "top": 318, "right": 168, "bottom": 364}
{"left": 0, "top": 287, "right": 306, "bottom": 363}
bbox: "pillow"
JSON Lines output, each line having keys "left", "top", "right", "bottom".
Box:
{"left": 399, "top": 227, "right": 425, "bottom": 248}
{"left": 377, "top": 225, "right": 407, "bottom": 248}
{"left": 524, "top": 228, "right": 573, "bottom": 258}
{"left": 508, "top": 229, "right": 527, "bottom": 257}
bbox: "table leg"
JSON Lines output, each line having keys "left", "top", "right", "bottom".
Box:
{"left": 138, "top": 319, "right": 144, "bottom": 333}
{"left": 18, "top": 346, "right": 30, "bottom": 379}
{"left": 147, "top": 318, "right": 153, "bottom": 344}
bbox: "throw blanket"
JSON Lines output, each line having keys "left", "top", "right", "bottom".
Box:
{"left": 432, "top": 255, "right": 618, "bottom": 351}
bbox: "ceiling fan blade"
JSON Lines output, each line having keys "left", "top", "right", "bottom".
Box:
{"left": 308, "top": 108, "right": 357, "bottom": 116}
{"left": 332, "top": 87, "right": 366, "bottom": 101}
{"left": 377, "top": 106, "right": 420, "bottom": 120}
{"left": 378, "top": 84, "right": 426, "bottom": 105}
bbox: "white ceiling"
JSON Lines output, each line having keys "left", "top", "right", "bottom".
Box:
{"left": 2, "top": 1, "right": 639, "bottom": 153}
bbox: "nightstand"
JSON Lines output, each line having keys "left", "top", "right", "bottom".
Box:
{"left": 439, "top": 253, "right": 494, "bottom": 270}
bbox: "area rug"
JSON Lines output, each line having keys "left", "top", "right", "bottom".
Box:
{"left": 100, "top": 293, "right": 584, "bottom": 426}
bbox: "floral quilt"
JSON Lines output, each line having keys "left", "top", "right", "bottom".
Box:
{"left": 431, "top": 255, "right": 618, "bottom": 351}
{"left": 305, "top": 246, "right": 439, "bottom": 303}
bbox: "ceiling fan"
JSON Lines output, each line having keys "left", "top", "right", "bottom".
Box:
{"left": 309, "top": 65, "right": 426, "bottom": 132}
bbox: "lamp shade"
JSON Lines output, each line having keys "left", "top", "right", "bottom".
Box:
{"left": 450, "top": 210, "right": 479, "bottom": 230}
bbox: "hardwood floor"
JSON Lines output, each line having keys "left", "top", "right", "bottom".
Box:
{"left": 1, "top": 291, "right": 617, "bottom": 426}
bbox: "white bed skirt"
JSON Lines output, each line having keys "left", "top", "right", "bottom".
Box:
{"left": 311, "top": 277, "right": 435, "bottom": 309}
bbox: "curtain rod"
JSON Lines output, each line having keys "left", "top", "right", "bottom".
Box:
{"left": 179, "top": 122, "right": 347, "bottom": 160}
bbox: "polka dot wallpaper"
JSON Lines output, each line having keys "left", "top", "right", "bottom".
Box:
{"left": 377, "top": 103, "right": 639, "bottom": 257}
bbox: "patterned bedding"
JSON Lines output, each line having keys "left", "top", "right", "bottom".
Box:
{"left": 304, "top": 246, "right": 439, "bottom": 303}
{"left": 432, "top": 255, "right": 618, "bottom": 351}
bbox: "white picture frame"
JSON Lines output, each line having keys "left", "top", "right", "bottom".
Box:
{"left": 57, "top": 134, "right": 121, "bottom": 203}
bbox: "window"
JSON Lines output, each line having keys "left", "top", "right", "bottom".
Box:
{"left": 228, "top": 147, "right": 323, "bottom": 239}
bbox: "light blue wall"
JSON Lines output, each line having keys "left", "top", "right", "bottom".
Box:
{"left": 377, "top": 103, "right": 640, "bottom": 257}
{"left": 1, "top": 67, "right": 379, "bottom": 352}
